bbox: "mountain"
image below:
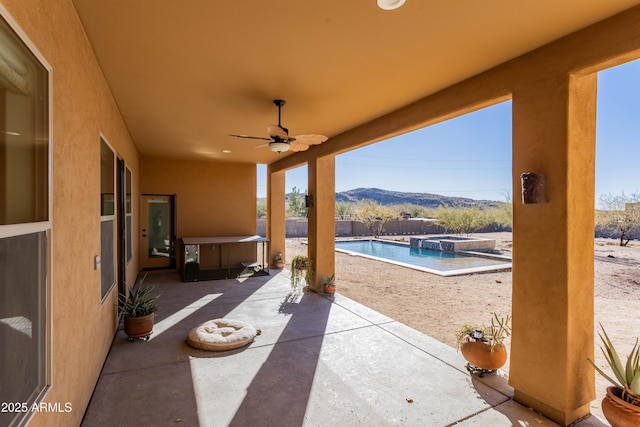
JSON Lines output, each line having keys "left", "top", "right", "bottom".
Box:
{"left": 264, "top": 187, "right": 504, "bottom": 209}
{"left": 335, "top": 188, "right": 501, "bottom": 209}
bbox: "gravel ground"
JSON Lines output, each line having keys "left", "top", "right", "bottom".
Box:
{"left": 284, "top": 232, "right": 640, "bottom": 420}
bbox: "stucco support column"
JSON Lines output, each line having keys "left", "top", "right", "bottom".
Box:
{"left": 266, "top": 166, "right": 286, "bottom": 268}
{"left": 307, "top": 155, "right": 335, "bottom": 292}
{"left": 510, "top": 73, "right": 596, "bottom": 426}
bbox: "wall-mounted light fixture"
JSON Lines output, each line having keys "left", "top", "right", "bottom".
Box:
{"left": 521, "top": 172, "right": 547, "bottom": 204}
{"left": 377, "top": 0, "right": 406, "bottom": 10}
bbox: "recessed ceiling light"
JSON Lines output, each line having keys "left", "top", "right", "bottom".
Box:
{"left": 3, "top": 131, "right": 20, "bottom": 136}
{"left": 222, "top": 150, "right": 231, "bottom": 154}
{"left": 377, "top": 0, "right": 406, "bottom": 10}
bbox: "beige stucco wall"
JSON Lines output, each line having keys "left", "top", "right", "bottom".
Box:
{"left": 1, "top": 0, "right": 140, "bottom": 426}
{"left": 140, "top": 157, "right": 257, "bottom": 238}
{"left": 268, "top": 6, "right": 640, "bottom": 425}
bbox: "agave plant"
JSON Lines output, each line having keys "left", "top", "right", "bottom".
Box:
{"left": 322, "top": 274, "right": 336, "bottom": 288}
{"left": 589, "top": 324, "right": 640, "bottom": 406}
{"left": 117, "top": 274, "right": 159, "bottom": 318}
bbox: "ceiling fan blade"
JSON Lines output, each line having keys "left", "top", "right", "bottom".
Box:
{"left": 254, "top": 143, "right": 269, "bottom": 149}
{"left": 266, "top": 125, "right": 288, "bottom": 139}
{"left": 229, "top": 134, "right": 272, "bottom": 141}
{"left": 291, "top": 134, "right": 328, "bottom": 145}
{"left": 290, "top": 141, "right": 310, "bottom": 152}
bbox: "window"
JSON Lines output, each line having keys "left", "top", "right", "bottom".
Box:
{"left": 100, "top": 138, "right": 115, "bottom": 299}
{"left": 0, "top": 10, "right": 51, "bottom": 427}
{"left": 126, "top": 166, "right": 132, "bottom": 264}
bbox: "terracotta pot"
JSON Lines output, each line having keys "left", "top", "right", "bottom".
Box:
{"left": 460, "top": 340, "right": 507, "bottom": 371}
{"left": 274, "top": 260, "right": 284, "bottom": 268}
{"left": 124, "top": 313, "right": 154, "bottom": 339}
{"left": 323, "top": 285, "right": 336, "bottom": 294}
{"left": 602, "top": 386, "right": 640, "bottom": 427}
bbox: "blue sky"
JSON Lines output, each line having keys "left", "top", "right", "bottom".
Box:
{"left": 258, "top": 59, "right": 640, "bottom": 204}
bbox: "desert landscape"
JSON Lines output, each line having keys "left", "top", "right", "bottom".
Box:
{"left": 285, "top": 232, "right": 640, "bottom": 421}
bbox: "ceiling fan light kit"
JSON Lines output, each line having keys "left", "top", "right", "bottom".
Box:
{"left": 269, "top": 142, "right": 290, "bottom": 153}
{"left": 229, "top": 99, "right": 328, "bottom": 154}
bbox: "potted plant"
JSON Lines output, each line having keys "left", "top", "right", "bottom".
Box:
{"left": 322, "top": 274, "right": 336, "bottom": 294}
{"left": 589, "top": 325, "right": 640, "bottom": 427}
{"left": 290, "top": 255, "right": 312, "bottom": 289}
{"left": 273, "top": 252, "right": 285, "bottom": 269}
{"left": 117, "top": 274, "right": 159, "bottom": 341}
{"left": 456, "top": 313, "right": 511, "bottom": 374}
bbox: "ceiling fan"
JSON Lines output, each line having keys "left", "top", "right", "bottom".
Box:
{"left": 229, "top": 99, "right": 328, "bottom": 153}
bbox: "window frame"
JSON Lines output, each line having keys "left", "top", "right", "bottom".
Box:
{"left": 0, "top": 3, "right": 53, "bottom": 425}
{"left": 125, "top": 166, "right": 133, "bottom": 264}
{"left": 100, "top": 135, "right": 117, "bottom": 302}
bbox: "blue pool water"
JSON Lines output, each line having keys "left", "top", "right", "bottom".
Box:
{"left": 335, "top": 240, "right": 511, "bottom": 275}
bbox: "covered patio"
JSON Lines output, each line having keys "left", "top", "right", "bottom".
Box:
{"left": 82, "top": 271, "right": 604, "bottom": 426}
{"left": 2, "top": 1, "right": 640, "bottom": 426}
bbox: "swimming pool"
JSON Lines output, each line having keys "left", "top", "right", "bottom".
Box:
{"left": 335, "top": 239, "right": 511, "bottom": 276}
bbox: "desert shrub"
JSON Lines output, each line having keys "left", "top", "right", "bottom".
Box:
{"left": 256, "top": 199, "right": 266, "bottom": 218}
{"left": 287, "top": 187, "right": 307, "bottom": 218}
{"left": 392, "top": 203, "right": 432, "bottom": 219}
{"left": 335, "top": 201, "right": 356, "bottom": 219}
{"left": 486, "top": 203, "right": 512, "bottom": 231}
{"left": 355, "top": 199, "right": 396, "bottom": 238}
{"left": 596, "top": 192, "right": 640, "bottom": 246}
{"left": 435, "top": 206, "right": 493, "bottom": 236}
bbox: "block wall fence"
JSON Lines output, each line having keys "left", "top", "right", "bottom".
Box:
{"left": 256, "top": 218, "right": 512, "bottom": 238}
{"left": 257, "top": 219, "right": 621, "bottom": 239}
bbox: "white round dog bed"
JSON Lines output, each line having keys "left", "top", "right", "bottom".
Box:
{"left": 187, "top": 319, "right": 256, "bottom": 352}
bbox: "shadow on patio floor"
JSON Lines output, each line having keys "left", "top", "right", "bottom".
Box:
{"left": 82, "top": 270, "right": 608, "bottom": 427}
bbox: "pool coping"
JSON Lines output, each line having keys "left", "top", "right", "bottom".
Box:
{"left": 334, "top": 238, "right": 512, "bottom": 277}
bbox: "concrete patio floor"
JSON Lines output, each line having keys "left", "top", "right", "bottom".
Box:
{"left": 82, "top": 270, "right": 608, "bottom": 427}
